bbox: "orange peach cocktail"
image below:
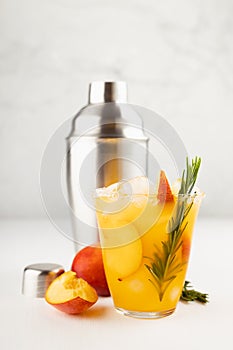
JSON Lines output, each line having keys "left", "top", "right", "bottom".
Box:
{"left": 96, "top": 174, "right": 203, "bottom": 318}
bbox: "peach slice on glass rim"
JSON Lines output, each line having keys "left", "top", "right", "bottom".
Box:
{"left": 45, "top": 271, "right": 98, "bottom": 314}
{"left": 157, "top": 170, "right": 174, "bottom": 203}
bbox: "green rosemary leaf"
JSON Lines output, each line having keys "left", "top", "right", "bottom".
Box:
{"left": 180, "top": 281, "right": 209, "bottom": 304}
{"left": 148, "top": 279, "right": 161, "bottom": 295}
{"left": 166, "top": 265, "right": 183, "bottom": 279}
{"left": 168, "top": 254, "right": 176, "bottom": 266}
{"left": 145, "top": 265, "right": 161, "bottom": 284}
{"left": 159, "top": 276, "right": 177, "bottom": 300}
{"left": 164, "top": 274, "right": 177, "bottom": 283}
{"left": 161, "top": 241, "right": 169, "bottom": 255}
{"left": 151, "top": 263, "right": 162, "bottom": 279}
{"left": 184, "top": 202, "right": 193, "bottom": 218}
{"left": 157, "top": 258, "right": 165, "bottom": 273}
{"left": 173, "top": 240, "right": 183, "bottom": 255}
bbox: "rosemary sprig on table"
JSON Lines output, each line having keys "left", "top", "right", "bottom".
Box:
{"left": 180, "top": 281, "right": 209, "bottom": 303}
{"left": 145, "top": 157, "right": 201, "bottom": 301}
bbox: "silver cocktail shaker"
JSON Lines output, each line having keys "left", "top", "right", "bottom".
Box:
{"left": 66, "top": 81, "right": 149, "bottom": 251}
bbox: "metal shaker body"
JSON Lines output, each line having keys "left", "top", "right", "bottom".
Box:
{"left": 66, "top": 82, "right": 149, "bottom": 251}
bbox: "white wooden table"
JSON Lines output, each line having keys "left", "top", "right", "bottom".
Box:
{"left": 0, "top": 218, "right": 232, "bottom": 350}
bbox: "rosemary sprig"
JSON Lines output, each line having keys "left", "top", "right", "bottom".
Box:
{"left": 179, "top": 157, "right": 201, "bottom": 195}
{"left": 180, "top": 281, "right": 209, "bottom": 303}
{"left": 145, "top": 157, "right": 201, "bottom": 301}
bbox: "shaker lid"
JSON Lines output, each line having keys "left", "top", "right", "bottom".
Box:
{"left": 22, "top": 263, "right": 64, "bottom": 298}
{"left": 88, "top": 81, "right": 127, "bottom": 104}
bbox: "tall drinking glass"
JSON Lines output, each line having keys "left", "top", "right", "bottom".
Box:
{"left": 96, "top": 186, "right": 203, "bottom": 319}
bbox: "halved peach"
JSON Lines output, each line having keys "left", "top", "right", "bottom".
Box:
{"left": 45, "top": 271, "right": 98, "bottom": 314}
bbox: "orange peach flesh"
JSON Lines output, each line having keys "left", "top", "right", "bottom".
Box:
{"left": 45, "top": 271, "right": 98, "bottom": 314}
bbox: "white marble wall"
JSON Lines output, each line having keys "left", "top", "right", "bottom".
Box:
{"left": 1, "top": 0, "right": 233, "bottom": 218}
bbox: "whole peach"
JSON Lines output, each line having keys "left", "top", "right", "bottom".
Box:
{"left": 71, "top": 246, "right": 110, "bottom": 297}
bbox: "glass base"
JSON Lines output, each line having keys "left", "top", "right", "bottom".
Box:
{"left": 115, "top": 307, "right": 176, "bottom": 319}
